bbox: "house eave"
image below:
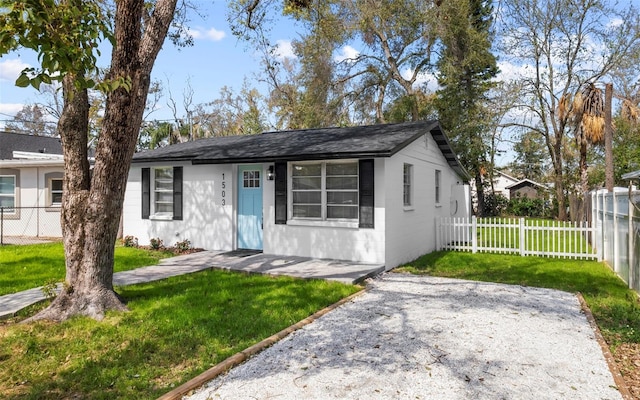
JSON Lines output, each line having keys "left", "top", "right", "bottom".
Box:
{"left": 0, "top": 159, "right": 65, "bottom": 168}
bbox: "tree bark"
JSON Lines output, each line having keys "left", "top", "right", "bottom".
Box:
{"left": 28, "top": 0, "right": 178, "bottom": 322}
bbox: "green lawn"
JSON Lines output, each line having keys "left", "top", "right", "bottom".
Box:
{"left": 472, "top": 218, "right": 594, "bottom": 255}
{"left": 0, "top": 269, "right": 360, "bottom": 399}
{"left": 0, "top": 242, "right": 174, "bottom": 296}
{"left": 396, "top": 251, "right": 640, "bottom": 344}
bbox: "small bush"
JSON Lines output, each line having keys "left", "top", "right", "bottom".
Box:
{"left": 149, "top": 237, "right": 164, "bottom": 250}
{"left": 174, "top": 239, "right": 191, "bottom": 253}
{"left": 123, "top": 235, "right": 138, "bottom": 247}
{"left": 41, "top": 279, "right": 60, "bottom": 299}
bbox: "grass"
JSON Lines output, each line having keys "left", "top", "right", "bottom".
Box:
{"left": 0, "top": 268, "right": 361, "bottom": 399}
{"left": 396, "top": 251, "right": 640, "bottom": 345}
{"left": 471, "top": 218, "right": 594, "bottom": 254}
{"left": 0, "top": 242, "right": 174, "bottom": 296}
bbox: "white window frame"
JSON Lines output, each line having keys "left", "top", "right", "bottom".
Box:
{"left": 403, "top": 163, "right": 413, "bottom": 209}
{"left": 289, "top": 160, "right": 359, "bottom": 222}
{"left": 0, "top": 175, "right": 16, "bottom": 213}
{"left": 435, "top": 169, "right": 442, "bottom": 205}
{"left": 152, "top": 167, "right": 173, "bottom": 219}
{"left": 49, "top": 178, "right": 63, "bottom": 207}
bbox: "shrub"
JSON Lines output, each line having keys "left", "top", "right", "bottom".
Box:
{"left": 508, "top": 195, "right": 549, "bottom": 218}
{"left": 174, "top": 239, "right": 191, "bottom": 253}
{"left": 123, "top": 235, "right": 138, "bottom": 248}
{"left": 483, "top": 192, "right": 509, "bottom": 216}
{"left": 149, "top": 237, "right": 164, "bottom": 250}
{"left": 41, "top": 279, "right": 60, "bottom": 299}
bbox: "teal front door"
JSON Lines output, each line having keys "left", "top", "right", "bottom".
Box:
{"left": 237, "top": 165, "right": 263, "bottom": 250}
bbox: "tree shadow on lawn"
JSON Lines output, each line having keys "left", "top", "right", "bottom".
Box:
{"left": 1, "top": 269, "right": 355, "bottom": 400}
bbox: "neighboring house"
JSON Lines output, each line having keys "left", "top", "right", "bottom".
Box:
{"left": 506, "top": 178, "right": 549, "bottom": 200}
{"left": 123, "top": 120, "right": 471, "bottom": 269}
{"left": 0, "top": 131, "right": 65, "bottom": 239}
{"left": 492, "top": 171, "right": 519, "bottom": 200}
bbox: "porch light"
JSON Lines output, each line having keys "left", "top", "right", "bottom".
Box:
{"left": 267, "top": 165, "right": 275, "bottom": 180}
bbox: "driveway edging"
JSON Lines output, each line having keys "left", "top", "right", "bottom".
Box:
{"left": 577, "top": 292, "right": 633, "bottom": 400}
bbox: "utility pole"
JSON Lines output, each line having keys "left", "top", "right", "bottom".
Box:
{"left": 605, "top": 83, "right": 614, "bottom": 192}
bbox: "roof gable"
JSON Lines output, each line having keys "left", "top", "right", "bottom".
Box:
{"left": 133, "top": 121, "right": 470, "bottom": 181}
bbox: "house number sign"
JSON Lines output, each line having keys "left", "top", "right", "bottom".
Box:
{"left": 221, "top": 173, "right": 226, "bottom": 206}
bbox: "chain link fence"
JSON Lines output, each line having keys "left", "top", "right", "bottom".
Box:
{"left": 0, "top": 206, "right": 62, "bottom": 245}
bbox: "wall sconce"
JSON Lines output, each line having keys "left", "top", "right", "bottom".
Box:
{"left": 267, "top": 165, "right": 275, "bottom": 181}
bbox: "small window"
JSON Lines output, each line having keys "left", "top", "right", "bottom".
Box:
{"left": 435, "top": 169, "right": 441, "bottom": 204}
{"left": 0, "top": 175, "right": 16, "bottom": 211}
{"left": 50, "top": 178, "right": 63, "bottom": 206}
{"left": 403, "top": 164, "right": 412, "bottom": 207}
{"left": 243, "top": 170, "right": 261, "bottom": 188}
{"left": 154, "top": 167, "right": 173, "bottom": 216}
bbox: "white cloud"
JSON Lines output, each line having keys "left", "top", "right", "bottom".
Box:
{"left": 188, "top": 27, "right": 226, "bottom": 41}
{"left": 496, "top": 60, "right": 535, "bottom": 82}
{"left": 334, "top": 45, "right": 360, "bottom": 63}
{"left": 0, "top": 59, "right": 31, "bottom": 82}
{"left": 401, "top": 68, "right": 438, "bottom": 91}
{"left": 608, "top": 18, "right": 623, "bottom": 28}
{"left": 273, "top": 40, "right": 296, "bottom": 60}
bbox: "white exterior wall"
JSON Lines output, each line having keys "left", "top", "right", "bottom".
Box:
{"left": 123, "top": 162, "right": 235, "bottom": 250}
{"left": 384, "top": 134, "right": 469, "bottom": 268}
{"left": 1, "top": 166, "right": 63, "bottom": 238}
{"left": 263, "top": 159, "right": 386, "bottom": 264}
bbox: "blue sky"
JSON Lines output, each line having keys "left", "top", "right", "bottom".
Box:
{"left": 0, "top": 3, "right": 301, "bottom": 128}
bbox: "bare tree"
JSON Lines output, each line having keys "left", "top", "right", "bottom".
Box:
{"left": 498, "top": 0, "right": 640, "bottom": 220}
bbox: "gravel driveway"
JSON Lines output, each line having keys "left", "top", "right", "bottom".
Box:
{"left": 185, "top": 273, "right": 622, "bottom": 400}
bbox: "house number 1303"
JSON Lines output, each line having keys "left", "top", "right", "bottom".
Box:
{"left": 221, "top": 173, "right": 226, "bottom": 206}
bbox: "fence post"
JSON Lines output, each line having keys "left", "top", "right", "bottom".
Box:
{"left": 471, "top": 216, "right": 477, "bottom": 254}
{"left": 436, "top": 218, "right": 441, "bottom": 251}
{"left": 519, "top": 217, "right": 525, "bottom": 256}
{"left": 0, "top": 207, "right": 3, "bottom": 246}
{"left": 629, "top": 187, "right": 635, "bottom": 290}
{"left": 613, "top": 190, "right": 619, "bottom": 275}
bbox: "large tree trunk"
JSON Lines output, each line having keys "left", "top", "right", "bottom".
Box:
{"left": 28, "top": 0, "right": 178, "bottom": 322}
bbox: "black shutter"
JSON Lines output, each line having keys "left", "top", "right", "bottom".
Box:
{"left": 173, "top": 166, "right": 183, "bottom": 220}
{"left": 359, "top": 159, "right": 374, "bottom": 228}
{"left": 274, "top": 162, "right": 287, "bottom": 224}
{"left": 142, "top": 168, "right": 150, "bottom": 219}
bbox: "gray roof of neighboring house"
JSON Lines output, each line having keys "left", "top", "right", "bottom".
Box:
{"left": 0, "top": 131, "right": 63, "bottom": 159}
{"left": 132, "top": 120, "right": 470, "bottom": 181}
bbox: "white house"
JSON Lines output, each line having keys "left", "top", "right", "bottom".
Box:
{"left": 0, "top": 132, "right": 65, "bottom": 240}
{"left": 123, "top": 121, "right": 471, "bottom": 269}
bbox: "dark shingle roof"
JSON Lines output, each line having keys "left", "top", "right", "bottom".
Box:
{"left": 0, "top": 131, "right": 63, "bottom": 159}
{"left": 133, "top": 120, "right": 469, "bottom": 181}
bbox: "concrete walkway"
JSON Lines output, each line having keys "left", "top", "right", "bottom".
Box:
{"left": 0, "top": 250, "right": 384, "bottom": 318}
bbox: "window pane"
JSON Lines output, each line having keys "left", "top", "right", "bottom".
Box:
{"left": 327, "top": 163, "right": 357, "bottom": 176}
{"left": 0, "top": 196, "right": 14, "bottom": 208}
{"left": 326, "top": 176, "right": 357, "bottom": 190}
{"left": 156, "top": 203, "right": 173, "bottom": 213}
{"left": 0, "top": 177, "right": 15, "bottom": 194}
{"left": 292, "top": 176, "right": 321, "bottom": 190}
{"left": 52, "top": 192, "right": 63, "bottom": 204}
{"left": 292, "top": 164, "right": 321, "bottom": 176}
{"left": 52, "top": 179, "right": 63, "bottom": 191}
{"left": 293, "top": 204, "right": 322, "bottom": 218}
{"left": 155, "top": 168, "right": 172, "bottom": 180}
{"left": 327, "top": 191, "right": 358, "bottom": 205}
{"left": 293, "top": 191, "right": 321, "bottom": 204}
{"left": 327, "top": 205, "right": 358, "bottom": 219}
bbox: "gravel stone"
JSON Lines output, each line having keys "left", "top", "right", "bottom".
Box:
{"left": 185, "top": 273, "right": 622, "bottom": 400}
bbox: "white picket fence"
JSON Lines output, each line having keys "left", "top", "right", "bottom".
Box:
{"left": 436, "top": 216, "right": 600, "bottom": 260}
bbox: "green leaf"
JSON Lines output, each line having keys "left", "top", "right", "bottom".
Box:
{"left": 15, "top": 73, "right": 30, "bottom": 87}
